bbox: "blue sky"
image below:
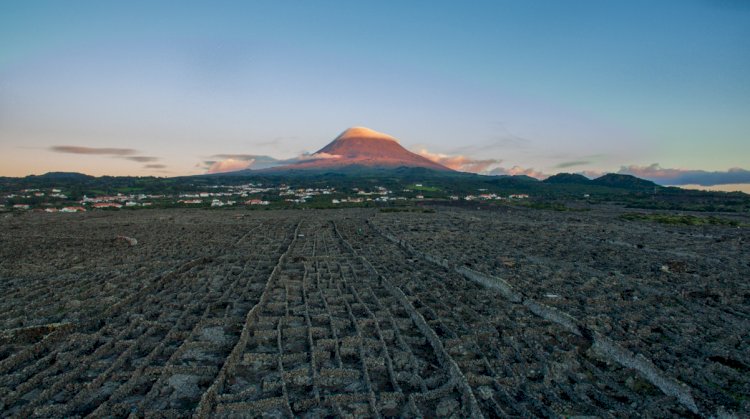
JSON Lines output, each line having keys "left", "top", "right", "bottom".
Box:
{"left": 1, "top": 1, "right": 748, "bottom": 189}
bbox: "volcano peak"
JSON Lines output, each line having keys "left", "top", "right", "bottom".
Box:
{"left": 335, "top": 126, "right": 398, "bottom": 143}
{"left": 268, "top": 127, "right": 452, "bottom": 172}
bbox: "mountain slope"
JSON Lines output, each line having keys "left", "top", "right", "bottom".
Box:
{"left": 28, "top": 172, "right": 94, "bottom": 181}
{"left": 543, "top": 173, "right": 592, "bottom": 185}
{"left": 592, "top": 173, "right": 659, "bottom": 190}
{"left": 270, "top": 127, "right": 452, "bottom": 172}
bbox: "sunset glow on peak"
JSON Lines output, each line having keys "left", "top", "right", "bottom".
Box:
{"left": 335, "top": 127, "right": 399, "bottom": 143}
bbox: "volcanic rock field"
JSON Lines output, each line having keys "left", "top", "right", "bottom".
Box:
{"left": 0, "top": 206, "right": 748, "bottom": 418}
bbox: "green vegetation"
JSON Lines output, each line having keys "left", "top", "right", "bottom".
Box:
{"left": 1, "top": 168, "right": 748, "bottom": 213}
{"left": 620, "top": 212, "right": 744, "bottom": 226}
{"left": 409, "top": 184, "right": 440, "bottom": 192}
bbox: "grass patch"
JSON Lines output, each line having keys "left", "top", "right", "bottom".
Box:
{"left": 409, "top": 184, "right": 440, "bottom": 192}
{"left": 620, "top": 212, "right": 743, "bottom": 226}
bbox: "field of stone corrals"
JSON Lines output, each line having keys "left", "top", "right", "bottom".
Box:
{"left": 0, "top": 206, "right": 748, "bottom": 418}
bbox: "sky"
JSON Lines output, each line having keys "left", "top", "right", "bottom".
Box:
{"left": 1, "top": 1, "right": 749, "bottom": 191}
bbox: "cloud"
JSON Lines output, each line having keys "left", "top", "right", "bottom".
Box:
{"left": 211, "top": 154, "right": 286, "bottom": 165}
{"left": 414, "top": 144, "right": 547, "bottom": 178}
{"left": 144, "top": 164, "right": 166, "bottom": 169}
{"left": 204, "top": 152, "right": 343, "bottom": 174}
{"left": 207, "top": 154, "right": 285, "bottom": 172}
{"left": 487, "top": 165, "right": 547, "bottom": 179}
{"left": 579, "top": 170, "right": 604, "bottom": 179}
{"left": 124, "top": 156, "right": 159, "bottom": 162}
{"left": 295, "top": 152, "right": 341, "bottom": 161}
{"left": 207, "top": 159, "right": 253, "bottom": 173}
{"left": 414, "top": 148, "right": 501, "bottom": 173}
{"left": 680, "top": 184, "right": 750, "bottom": 193}
{"left": 49, "top": 145, "right": 162, "bottom": 166}
{"left": 205, "top": 155, "right": 287, "bottom": 173}
{"left": 211, "top": 154, "right": 257, "bottom": 161}
{"left": 618, "top": 164, "right": 750, "bottom": 186}
{"left": 49, "top": 146, "right": 136, "bottom": 155}
{"left": 555, "top": 160, "right": 591, "bottom": 169}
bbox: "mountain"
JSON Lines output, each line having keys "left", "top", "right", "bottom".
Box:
{"left": 268, "top": 127, "right": 452, "bottom": 172}
{"left": 543, "top": 173, "right": 660, "bottom": 191}
{"left": 487, "top": 174, "right": 540, "bottom": 186}
{"left": 591, "top": 173, "right": 659, "bottom": 190}
{"left": 543, "top": 173, "right": 592, "bottom": 185}
{"left": 27, "top": 172, "right": 94, "bottom": 181}
{"left": 194, "top": 127, "right": 667, "bottom": 194}
{"left": 505, "top": 175, "right": 540, "bottom": 183}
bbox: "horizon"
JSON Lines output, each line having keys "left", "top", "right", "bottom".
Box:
{"left": 1, "top": 1, "right": 749, "bottom": 192}
{"left": 12, "top": 165, "right": 750, "bottom": 195}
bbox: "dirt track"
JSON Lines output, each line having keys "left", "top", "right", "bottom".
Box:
{"left": 1, "top": 207, "right": 747, "bottom": 417}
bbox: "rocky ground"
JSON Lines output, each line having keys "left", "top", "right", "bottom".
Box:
{"left": 0, "top": 206, "right": 747, "bottom": 418}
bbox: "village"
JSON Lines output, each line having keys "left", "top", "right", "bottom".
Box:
{"left": 2, "top": 182, "right": 530, "bottom": 213}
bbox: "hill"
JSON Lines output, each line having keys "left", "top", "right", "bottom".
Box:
{"left": 591, "top": 173, "right": 659, "bottom": 190}
{"left": 28, "top": 172, "right": 94, "bottom": 181}
{"left": 543, "top": 173, "right": 592, "bottom": 185}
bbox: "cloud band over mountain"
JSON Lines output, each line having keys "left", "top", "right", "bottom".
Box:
{"left": 618, "top": 164, "right": 750, "bottom": 186}
{"left": 203, "top": 144, "right": 748, "bottom": 190}
{"left": 205, "top": 152, "right": 346, "bottom": 173}
{"left": 414, "top": 149, "right": 501, "bottom": 173}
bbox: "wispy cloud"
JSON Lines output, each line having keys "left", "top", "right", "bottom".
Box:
{"left": 49, "top": 145, "right": 163, "bottom": 167}
{"left": 124, "top": 156, "right": 159, "bottom": 162}
{"left": 205, "top": 154, "right": 283, "bottom": 173}
{"left": 205, "top": 152, "right": 343, "bottom": 173}
{"left": 295, "top": 152, "right": 341, "bottom": 161}
{"left": 415, "top": 148, "right": 501, "bottom": 173}
{"left": 488, "top": 165, "right": 547, "bottom": 179}
{"left": 414, "top": 147, "right": 549, "bottom": 177}
{"left": 49, "top": 146, "right": 136, "bottom": 155}
{"left": 207, "top": 159, "right": 253, "bottom": 173}
{"left": 618, "top": 164, "right": 750, "bottom": 186}
{"left": 211, "top": 154, "right": 257, "bottom": 161}
{"left": 555, "top": 160, "right": 590, "bottom": 169}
